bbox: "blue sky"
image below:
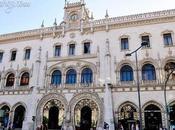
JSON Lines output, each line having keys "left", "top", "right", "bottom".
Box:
{"left": 0, "top": 0, "right": 175, "bottom": 34}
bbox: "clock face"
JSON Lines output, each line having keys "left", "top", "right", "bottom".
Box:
{"left": 70, "top": 13, "right": 78, "bottom": 21}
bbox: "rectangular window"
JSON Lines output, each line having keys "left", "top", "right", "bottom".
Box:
{"left": 69, "top": 44, "right": 75, "bottom": 56}
{"left": 54, "top": 45, "right": 61, "bottom": 57}
{"left": 0, "top": 52, "right": 3, "bottom": 63}
{"left": 24, "top": 49, "right": 31, "bottom": 60}
{"left": 142, "top": 35, "right": 150, "bottom": 48}
{"left": 163, "top": 33, "right": 173, "bottom": 46}
{"left": 84, "top": 42, "right": 90, "bottom": 54}
{"left": 11, "top": 51, "right": 16, "bottom": 61}
{"left": 121, "top": 38, "right": 129, "bottom": 50}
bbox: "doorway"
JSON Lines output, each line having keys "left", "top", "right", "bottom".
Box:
{"left": 48, "top": 106, "right": 59, "bottom": 129}
{"left": 144, "top": 104, "right": 162, "bottom": 130}
{"left": 80, "top": 106, "right": 92, "bottom": 130}
{"left": 13, "top": 105, "right": 25, "bottom": 129}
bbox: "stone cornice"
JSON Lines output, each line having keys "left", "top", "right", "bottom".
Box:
{"left": 1, "top": 9, "right": 175, "bottom": 43}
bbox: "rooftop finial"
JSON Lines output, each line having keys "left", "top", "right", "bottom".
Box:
{"left": 105, "top": 10, "right": 109, "bottom": 18}
{"left": 41, "top": 20, "right": 44, "bottom": 28}
{"left": 81, "top": 0, "right": 85, "bottom": 4}
{"left": 65, "top": 0, "right": 67, "bottom": 7}
{"left": 90, "top": 12, "right": 94, "bottom": 20}
{"left": 53, "top": 18, "right": 57, "bottom": 26}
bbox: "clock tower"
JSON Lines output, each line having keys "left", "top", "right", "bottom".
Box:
{"left": 63, "top": 0, "right": 90, "bottom": 29}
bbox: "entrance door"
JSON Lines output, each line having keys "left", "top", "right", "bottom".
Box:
{"left": 144, "top": 104, "right": 162, "bottom": 130}
{"left": 80, "top": 106, "right": 92, "bottom": 130}
{"left": 48, "top": 106, "right": 59, "bottom": 129}
{"left": 13, "top": 105, "right": 25, "bottom": 129}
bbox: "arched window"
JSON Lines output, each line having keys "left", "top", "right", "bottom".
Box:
{"left": 6, "top": 73, "right": 15, "bottom": 87}
{"left": 120, "top": 65, "right": 133, "bottom": 81}
{"left": 51, "top": 70, "right": 62, "bottom": 85}
{"left": 20, "top": 72, "right": 30, "bottom": 86}
{"left": 81, "top": 68, "right": 93, "bottom": 84}
{"left": 0, "top": 105, "right": 10, "bottom": 128}
{"left": 13, "top": 105, "right": 25, "bottom": 128}
{"left": 142, "top": 64, "right": 156, "bottom": 80}
{"left": 66, "top": 69, "right": 76, "bottom": 84}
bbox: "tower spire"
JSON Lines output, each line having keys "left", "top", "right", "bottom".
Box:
{"left": 105, "top": 9, "right": 109, "bottom": 18}
{"left": 41, "top": 20, "right": 44, "bottom": 28}
{"left": 53, "top": 18, "right": 57, "bottom": 26}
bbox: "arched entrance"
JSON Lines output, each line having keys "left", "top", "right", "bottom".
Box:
{"left": 80, "top": 106, "right": 92, "bottom": 130}
{"left": 43, "top": 99, "right": 64, "bottom": 130}
{"left": 74, "top": 99, "right": 99, "bottom": 130}
{"left": 144, "top": 104, "right": 162, "bottom": 130}
{"left": 169, "top": 103, "right": 175, "bottom": 129}
{"left": 118, "top": 102, "right": 138, "bottom": 130}
{"left": 36, "top": 94, "right": 67, "bottom": 129}
{"left": 48, "top": 106, "right": 59, "bottom": 129}
{"left": 0, "top": 105, "right": 10, "bottom": 128}
{"left": 13, "top": 105, "right": 25, "bottom": 129}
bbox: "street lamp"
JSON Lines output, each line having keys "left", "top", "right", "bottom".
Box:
{"left": 164, "top": 62, "right": 175, "bottom": 130}
{"left": 125, "top": 41, "right": 148, "bottom": 130}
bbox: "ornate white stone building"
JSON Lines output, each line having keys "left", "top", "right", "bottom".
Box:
{"left": 0, "top": 1, "right": 175, "bottom": 130}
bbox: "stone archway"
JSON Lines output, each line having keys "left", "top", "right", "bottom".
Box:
{"left": 69, "top": 92, "right": 104, "bottom": 130}
{"left": 36, "top": 93, "right": 68, "bottom": 128}
{"left": 142, "top": 101, "right": 164, "bottom": 130}
{"left": 117, "top": 102, "right": 139, "bottom": 130}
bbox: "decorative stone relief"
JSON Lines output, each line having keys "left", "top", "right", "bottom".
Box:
{"left": 70, "top": 33, "right": 76, "bottom": 39}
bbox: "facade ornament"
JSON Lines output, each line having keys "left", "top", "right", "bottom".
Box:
{"left": 31, "top": 63, "right": 34, "bottom": 77}
{"left": 105, "top": 39, "right": 110, "bottom": 56}
{"left": 80, "top": 19, "right": 84, "bottom": 33}
{"left": 105, "top": 10, "right": 109, "bottom": 32}
{"left": 145, "top": 50, "right": 149, "bottom": 57}
{"left": 81, "top": 0, "right": 85, "bottom": 5}
{"left": 40, "top": 20, "right": 44, "bottom": 40}
{"left": 61, "top": 21, "right": 66, "bottom": 37}
{"left": 105, "top": 10, "right": 109, "bottom": 18}
{"left": 168, "top": 48, "right": 172, "bottom": 56}
{"left": 64, "top": 0, "right": 67, "bottom": 8}
{"left": 43, "top": 51, "right": 48, "bottom": 88}
{"left": 90, "top": 12, "right": 94, "bottom": 33}
{"left": 53, "top": 18, "right": 57, "bottom": 38}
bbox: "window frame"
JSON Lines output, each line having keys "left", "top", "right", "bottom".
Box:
{"left": 163, "top": 33, "right": 173, "bottom": 46}
{"left": 10, "top": 50, "right": 17, "bottom": 61}
{"left": 51, "top": 70, "right": 62, "bottom": 85}
{"left": 66, "top": 69, "right": 77, "bottom": 84}
{"left": 24, "top": 48, "right": 31, "bottom": 60}
{"left": 120, "top": 65, "right": 134, "bottom": 81}
{"left": 0, "top": 51, "right": 4, "bottom": 63}
{"left": 120, "top": 38, "right": 129, "bottom": 51}
{"left": 54, "top": 45, "right": 61, "bottom": 57}
{"left": 141, "top": 35, "right": 150, "bottom": 48}
{"left": 20, "top": 72, "right": 30, "bottom": 86}
{"left": 6, "top": 73, "right": 15, "bottom": 87}
{"left": 81, "top": 68, "right": 93, "bottom": 84}
{"left": 68, "top": 44, "right": 75, "bottom": 56}
{"left": 83, "top": 42, "right": 91, "bottom": 54}
{"left": 142, "top": 64, "right": 156, "bottom": 81}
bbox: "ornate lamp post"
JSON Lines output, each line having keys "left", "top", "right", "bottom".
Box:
{"left": 126, "top": 41, "right": 148, "bottom": 130}
{"left": 164, "top": 62, "right": 175, "bottom": 130}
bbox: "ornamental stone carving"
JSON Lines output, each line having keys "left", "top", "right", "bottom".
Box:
{"left": 68, "top": 92, "right": 104, "bottom": 129}
{"left": 36, "top": 93, "right": 68, "bottom": 126}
